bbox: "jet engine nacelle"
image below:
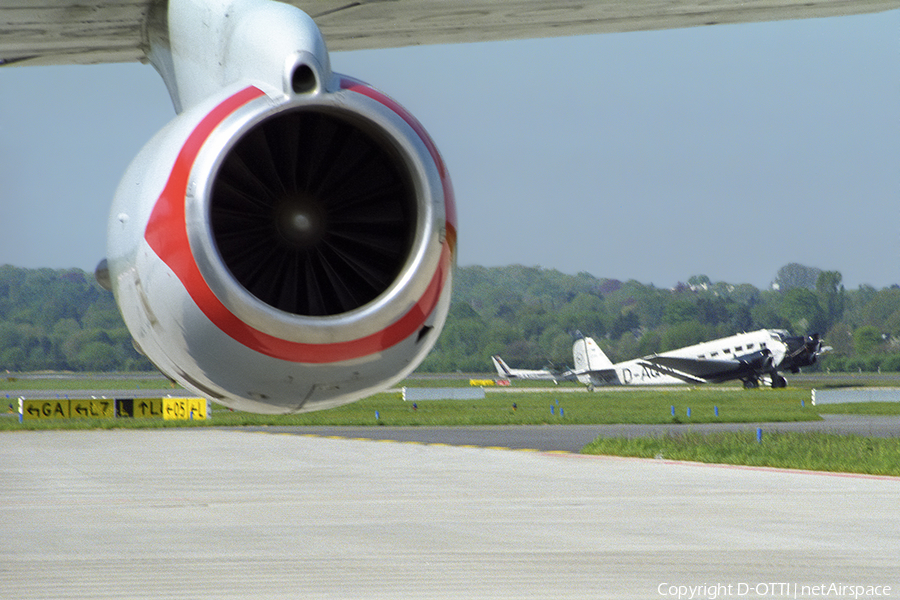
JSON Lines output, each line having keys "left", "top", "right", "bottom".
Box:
{"left": 107, "top": 74, "right": 455, "bottom": 414}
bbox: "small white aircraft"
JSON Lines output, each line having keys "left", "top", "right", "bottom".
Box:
{"left": 490, "top": 356, "right": 570, "bottom": 383}
{"left": 572, "top": 329, "right": 828, "bottom": 390}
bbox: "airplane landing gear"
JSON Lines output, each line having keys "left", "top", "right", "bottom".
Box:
{"left": 770, "top": 374, "right": 787, "bottom": 388}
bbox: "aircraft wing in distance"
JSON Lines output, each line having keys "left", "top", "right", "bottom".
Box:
{"left": 640, "top": 351, "right": 774, "bottom": 386}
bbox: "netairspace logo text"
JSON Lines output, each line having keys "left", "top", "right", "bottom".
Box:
{"left": 657, "top": 582, "right": 893, "bottom": 600}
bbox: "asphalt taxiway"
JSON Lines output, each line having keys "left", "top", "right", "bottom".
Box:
{"left": 1, "top": 428, "right": 898, "bottom": 599}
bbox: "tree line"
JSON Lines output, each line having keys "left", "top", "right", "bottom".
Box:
{"left": 418, "top": 263, "right": 900, "bottom": 373}
{"left": 0, "top": 266, "right": 151, "bottom": 372}
{"left": 0, "top": 263, "right": 897, "bottom": 373}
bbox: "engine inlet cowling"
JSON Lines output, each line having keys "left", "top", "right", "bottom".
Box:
{"left": 210, "top": 107, "right": 418, "bottom": 317}
{"left": 109, "top": 79, "right": 453, "bottom": 413}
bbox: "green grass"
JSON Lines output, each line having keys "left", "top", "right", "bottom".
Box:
{"left": 4, "top": 373, "right": 900, "bottom": 476}
{"left": 227, "top": 388, "right": 818, "bottom": 427}
{"left": 813, "top": 401, "right": 900, "bottom": 416}
{"left": 394, "top": 378, "right": 583, "bottom": 388}
{"left": 0, "top": 387, "right": 820, "bottom": 430}
{"left": 1, "top": 375, "right": 181, "bottom": 391}
{"left": 582, "top": 431, "right": 900, "bottom": 477}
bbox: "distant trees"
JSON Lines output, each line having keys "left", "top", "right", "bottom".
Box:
{"left": 0, "top": 265, "right": 151, "bottom": 372}
{"left": 779, "top": 288, "right": 827, "bottom": 335}
{"left": 816, "top": 271, "right": 845, "bottom": 329}
{"left": 420, "top": 263, "right": 900, "bottom": 374}
{"left": 1, "top": 263, "right": 898, "bottom": 373}
{"left": 773, "top": 263, "right": 822, "bottom": 291}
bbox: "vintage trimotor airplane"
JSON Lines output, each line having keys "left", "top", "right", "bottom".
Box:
{"left": 571, "top": 329, "right": 829, "bottom": 389}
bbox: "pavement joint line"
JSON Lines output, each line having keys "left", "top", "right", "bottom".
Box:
{"left": 258, "top": 431, "right": 574, "bottom": 454}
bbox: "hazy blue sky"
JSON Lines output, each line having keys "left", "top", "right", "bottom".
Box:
{"left": 1, "top": 9, "right": 897, "bottom": 289}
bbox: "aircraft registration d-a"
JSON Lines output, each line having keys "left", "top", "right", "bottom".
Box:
{"left": 1, "top": 1, "right": 894, "bottom": 414}
{"left": 571, "top": 329, "right": 829, "bottom": 390}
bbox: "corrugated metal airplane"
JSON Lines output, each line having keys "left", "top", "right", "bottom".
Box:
{"left": 572, "top": 329, "right": 828, "bottom": 389}
{"left": 1, "top": 0, "right": 893, "bottom": 413}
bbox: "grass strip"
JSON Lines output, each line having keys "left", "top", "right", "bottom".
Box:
{"left": 1, "top": 376, "right": 180, "bottom": 391}
{"left": 1, "top": 388, "right": 819, "bottom": 430}
{"left": 582, "top": 431, "right": 900, "bottom": 476}
{"left": 814, "top": 401, "right": 900, "bottom": 416}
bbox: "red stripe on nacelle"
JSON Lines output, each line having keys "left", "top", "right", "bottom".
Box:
{"left": 144, "top": 86, "right": 453, "bottom": 364}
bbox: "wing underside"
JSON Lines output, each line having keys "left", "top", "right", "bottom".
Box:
{"left": 585, "top": 368, "right": 619, "bottom": 384}
{"left": 2, "top": 0, "right": 898, "bottom": 66}
{"left": 640, "top": 356, "right": 742, "bottom": 384}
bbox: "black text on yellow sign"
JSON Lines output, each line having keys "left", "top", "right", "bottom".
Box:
{"left": 70, "top": 399, "right": 115, "bottom": 419}
{"left": 134, "top": 398, "right": 163, "bottom": 418}
{"left": 20, "top": 399, "right": 115, "bottom": 420}
{"left": 20, "top": 397, "right": 206, "bottom": 420}
{"left": 21, "top": 399, "right": 70, "bottom": 420}
{"left": 163, "top": 397, "right": 208, "bottom": 420}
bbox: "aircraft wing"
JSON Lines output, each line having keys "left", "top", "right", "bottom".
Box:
{"left": 639, "top": 356, "right": 744, "bottom": 384}
{"left": 577, "top": 368, "right": 619, "bottom": 385}
{"left": 3, "top": 0, "right": 899, "bottom": 66}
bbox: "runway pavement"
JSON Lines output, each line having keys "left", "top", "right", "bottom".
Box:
{"left": 2, "top": 428, "right": 898, "bottom": 599}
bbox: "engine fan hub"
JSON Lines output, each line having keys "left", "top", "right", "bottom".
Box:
{"left": 274, "top": 195, "right": 327, "bottom": 249}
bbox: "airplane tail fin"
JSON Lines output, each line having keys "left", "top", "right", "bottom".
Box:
{"left": 491, "top": 355, "right": 512, "bottom": 377}
{"left": 572, "top": 336, "right": 614, "bottom": 372}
